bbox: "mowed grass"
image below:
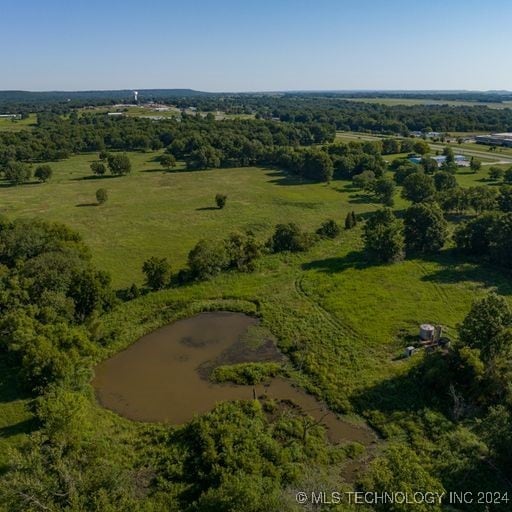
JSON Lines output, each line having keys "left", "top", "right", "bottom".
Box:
{"left": 0, "top": 152, "right": 374, "bottom": 287}
{"left": 0, "top": 114, "right": 37, "bottom": 132}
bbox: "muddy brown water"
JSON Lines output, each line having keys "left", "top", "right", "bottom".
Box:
{"left": 93, "top": 311, "right": 374, "bottom": 445}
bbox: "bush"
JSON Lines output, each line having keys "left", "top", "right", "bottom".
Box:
{"left": 268, "top": 223, "right": 314, "bottom": 253}
{"left": 107, "top": 153, "right": 131, "bottom": 175}
{"left": 188, "top": 239, "right": 230, "bottom": 279}
{"left": 95, "top": 188, "right": 108, "bottom": 204}
{"left": 142, "top": 256, "right": 172, "bottom": 290}
{"left": 215, "top": 193, "right": 227, "bottom": 209}
{"left": 34, "top": 165, "right": 53, "bottom": 183}
{"left": 90, "top": 161, "right": 106, "bottom": 176}
{"left": 316, "top": 219, "right": 340, "bottom": 239}
{"left": 211, "top": 362, "right": 282, "bottom": 385}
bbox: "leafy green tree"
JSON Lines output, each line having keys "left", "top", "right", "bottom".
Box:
{"left": 488, "top": 166, "right": 504, "bottom": 181}
{"left": 497, "top": 185, "right": 512, "bottom": 212}
{"left": 504, "top": 167, "right": 512, "bottom": 184}
{"left": 188, "top": 239, "right": 230, "bottom": 279}
{"left": 433, "top": 171, "right": 457, "bottom": 192}
{"left": 3, "top": 161, "right": 31, "bottom": 185}
{"left": 470, "top": 157, "right": 482, "bottom": 173}
{"left": 302, "top": 149, "right": 334, "bottom": 182}
{"left": 96, "top": 188, "right": 108, "bottom": 204}
{"left": 160, "top": 153, "right": 176, "bottom": 171}
{"left": 352, "top": 170, "right": 375, "bottom": 189}
{"left": 420, "top": 157, "right": 439, "bottom": 175}
{"left": 413, "top": 139, "right": 430, "bottom": 155}
{"left": 90, "top": 161, "right": 106, "bottom": 176}
{"left": 225, "top": 231, "right": 261, "bottom": 271}
{"left": 268, "top": 223, "right": 313, "bottom": 253}
{"left": 467, "top": 186, "right": 497, "bottom": 214}
{"left": 107, "top": 153, "right": 132, "bottom": 175}
{"left": 438, "top": 187, "right": 469, "bottom": 214}
{"left": 358, "top": 444, "right": 445, "bottom": 512}
{"left": 401, "top": 173, "right": 436, "bottom": 203}
{"left": 345, "top": 211, "right": 355, "bottom": 230}
{"left": 404, "top": 203, "right": 447, "bottom": 253}
{"left": 459, "top": 292, "right": 512, "bottom": 361}
{"left": 443, "top": 145, "right": 455, "bottom": 164}
{"left": 363, "top": 208, "right": 404, "bottom": 263}
{"left": 34, "top": 164, "right": 53, "bottom": 183}
{"left": 316, "top": 219, "right": 340, "bottom": 239}
{"left": 454, "top": 213, "right": 497, "bottom": 255}
{"left": 68, "top": 270, "right": 108, "bottom": 322}
{"left": 373, "top": 177, "right": 396, "bottom": 206}
{"left": 142, "top": 256, "right": 172, "bottom": 290}
{"left": 99, "top": 150, "right": 109, "bottom": 161}
{"left": 215, "top": 193, "right": 227, "bottom": 209}
{"left": 489, "top": 212, "right": 512, "bottom": 267}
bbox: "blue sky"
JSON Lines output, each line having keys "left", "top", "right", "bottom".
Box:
{"left": 0, "top": 0, "right": 510, "bottom": 91}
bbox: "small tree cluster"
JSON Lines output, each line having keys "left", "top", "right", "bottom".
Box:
{"left": 345, "top": 211, "right": 357, "bottom": 230}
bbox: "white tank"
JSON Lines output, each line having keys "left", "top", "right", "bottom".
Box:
{"left": 419, "top": 324, "right": 435, "bottom": 341}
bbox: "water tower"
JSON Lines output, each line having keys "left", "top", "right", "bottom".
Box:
{"left": 133, "top": 91, "right": 138, "bottom": 103}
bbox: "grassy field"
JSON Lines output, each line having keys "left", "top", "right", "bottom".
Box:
{"left": 0, "top": 153, "right": 377, "bottom": 288}
{"left": 0, "top": 114, "right": 37, "bottom": 132}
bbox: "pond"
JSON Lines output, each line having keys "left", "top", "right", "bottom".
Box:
{"left": 93, "top": 311, "right": 373, "bottom": 445}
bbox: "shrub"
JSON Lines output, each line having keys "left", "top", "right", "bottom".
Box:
{"left": 95, "top": 188, "right": 108, "bottom": 204}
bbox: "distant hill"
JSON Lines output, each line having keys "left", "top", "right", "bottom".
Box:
{"left": 0, "top": 89, "right": 211, "bottom": 104}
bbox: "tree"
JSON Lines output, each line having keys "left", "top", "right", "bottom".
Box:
{"left": 459, "top": 293, "right": 512, "bottom": 361}
{"left": 504, "top": 168, "right": 512, "bottom": 184}
{"left": 90, "top": 161, "right": 106, "bottom": 176}
{"left": 454, "top": 213, "right": 497, "bottom": 255}
{"left": 268, "top": 223, "right": 313, "bottom": 253}
{"left": 142, "top": 256, "right": 172, "bottom": 290}
{"left": 3, "top": 161, "right": 31, "bottom": 185}
{"left": 413, "top": 140, "right": 430, "bottom": 155}
{"left": 403, "top": 203, "right": 447, "bottom": 253}
{"left": 345, "top": 211, "right": 356, "bottom": 230}
{"left": 358, "top": 444, "right": 445, "bottom": 512}
{"left": 160, "top": 154, "right": 176, "bottom": 171}
{"left": 401, "top": 173, "right": 436, "bottom": 203}
{"left": 215, "top": 193, "right": 227, "bottom": 209}
{"left": 95, "top": 188, "right": 108, "bottom": 205}
{"left": 107, "top": 153, "right": 132, "bottom": 175}
{"left": 316, "top": 219, "right": 340, "bottom": 239}
{"left": 188, "top": 239, "right": 230, "bottom": 279}
{"left": 470, "top": 157, "right": 482, "bottom": 173}
{"left": 363, "top": 208, "right": 404, "bottom": 263}
{"left": 489, "top": 212, "right": 512, "bottom": 267}
{"left": 498, "top": 185, "right": 512, "bottom": 212}
{"left": 443, "top": 145, "right": 455, "bottom": 164}
{"left": 99, "top": 150, "right": 109, "bottom": 161}
{"left": 373, "top": 177, "right": 396, "bottom": 206}
{"left": 421, "top": 157, "right": 439, "bottom": 175}
{"left": 225, "top": 231, "right": 261, "bottom": 271}
{"left": 467, "top": 186, "right": 497, "bottom": 214}
{"left": 352, "top": 170, "right": 375, "bottom": 189}
{"left": 488, "top": 166, "right": 504, "bottom": 181}
{"left": 34, "top": 165, "right": 53, "bottom": 183}
{"left": 434, "top": 171, "right": 457, "bottom": 192}
{"left": 302, "top": 149, "right": 333, "bottom": 182}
